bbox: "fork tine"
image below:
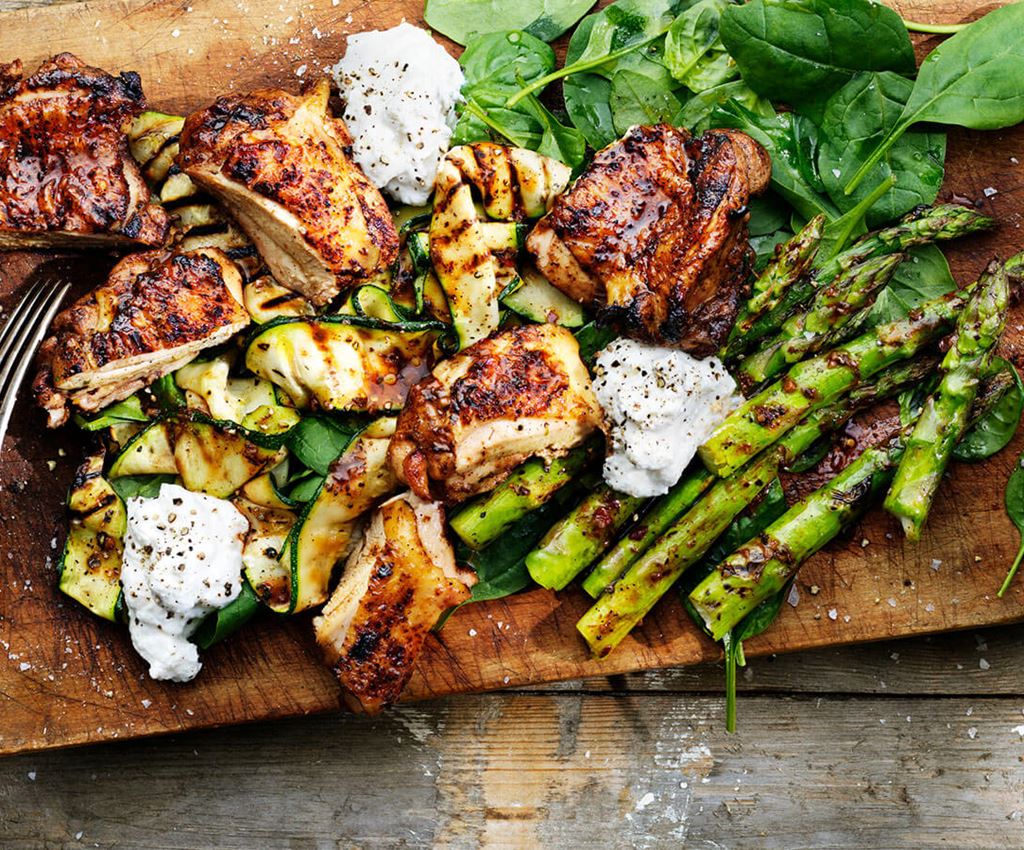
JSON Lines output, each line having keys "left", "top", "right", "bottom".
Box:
{"left": 0, "top": 279, "right": 71, "bottom": 449}
{"left": 0, "top": 277, "right": 51, "bottom": 366}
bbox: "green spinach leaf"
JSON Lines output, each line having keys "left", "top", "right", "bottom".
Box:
{"left": 72, "top": 395, "right": 149, "bottom": 431}
{"left": 847, "top": 3, "right": 1024, "bottom": 193}
{"left": 453, "top": 31, "right": 585, "bottom": 169}
{"left": 610, "top": 65, "right": 684, "bottom": 134}
{"left": 671, "top": 78, "right": 771, "bottom": 133}
{"left": 819, "top": 72, "right": 946, "bottom": 229}
{"left": 544, "top": 0, "right": 682, "bottom": 149}
{"left": 285, "top": 416, "right": 359, "bottom": 477}
{"left": 955, "top": 358, "right": 1024, "bottom": 463}
{"left": 192, "top": 578, "right": 262, "bottom": 649}
{"left": 709, "top": 100, "right": 840, "bottom": 221}
{"left": 452, "top": 31, "right": 555, "bottom": 148}
{"left": 866, "top": 245, "right": 955, "bottom": 326}
{"left": 110, "top": 474, "right": 177, "bottom": 502}
{"left": 999, "top": 451, "right": 1024, "bottom": 598}
{"left": 665, "top": 0, "right": 737, "bottom": 92}
{"left": 719, "top": 0, "right": 915, "bottom": 121}
{"left": 425, "top": 0, "right": 596, "bottom": 45}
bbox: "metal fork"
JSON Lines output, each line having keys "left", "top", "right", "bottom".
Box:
{"left": 0, "top": 277, "right": 71, "bottom": 449}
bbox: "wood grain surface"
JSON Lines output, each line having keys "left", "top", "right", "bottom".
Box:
{"left": 0, "top": 0, "right": 1022, "bottom": 758}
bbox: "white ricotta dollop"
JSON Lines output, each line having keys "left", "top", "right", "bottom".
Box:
{"left": 332, "top": 22, "right": 465, "bottom": 205}
{"left": 121, "top": 484, "right": 248, "bottom": 682}
{"left": 592, "top": 339, "right": 742, "bottom": 498}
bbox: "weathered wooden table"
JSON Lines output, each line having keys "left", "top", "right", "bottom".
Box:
{"left": 1, "top": 0, "right": 1022, "bottom": 845}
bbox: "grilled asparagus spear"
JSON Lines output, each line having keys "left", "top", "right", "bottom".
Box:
{"left": 736, "top": 253, "right": 904, "bottom": 389}
{"left": 884, "top": 261, "right": 1011, "bottom": 540}
{"left": 724, "top": 215, "right": 825, "bottom": 358}
{"left": 526, "top": 486, "right": 645, "bottom": 591}
{"left": 699, "top": 279, "right": 984, "bottom": 478}
{"left": 739, "top": 205, "right": 994, "bottom": 352}
{"left": 449, "top": 441, "right": 597, "bottom": 549}
{"left": 690, "top": 437, "right": 904, "bottom": 641}
{"left": 575, "top": 359, "right": 934, "bottom": 657}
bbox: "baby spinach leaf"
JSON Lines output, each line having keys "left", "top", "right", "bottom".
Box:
{"left": 747, "top": 193, "right": 790, "bottom": 237}
{"left": 671, "top": 79, "right": 771, "bottom": 133}
{"left": 425, "top": 0, "right": 597, "bottom": 45}
{"left": 665, "top": 0, "right": 737, "bottom": 93}
{"left": 516, "top": 90, "right": 588, "bottom": 170}
{"left": 285, "top": 416, "right": 359, "bottom": 477}
{"left": 819, "top": 72, "right": 946, "bottom": 229}
{"left": 709, "top": 100, "right": 839, "bottom": 222}
{"left": 192, "top": 578, "right": 262, "bottom": 649}
{"left": 610, "top": 66, "right": 685, "bottom": 135}
{"left": 568, "top": 0, "right": 680, "bottom": 69}
{"left": 719, "top": 0, "right": 914, "bottom": 121}
{"left": 538, "top": 0, "right": 682, "bottom": 147}
{"left": 999, "top": 452, "right": 1024, "bottom": 598}
{"left": 72, "top": 395, "right": 149, "bottom": 431}
{"left": 847, "top": 3, "right": 1024, "bottom": 194}
{"left": 452, "top": 31, "right": 555, "bottom": 147}
{"left": 453, "top": 31, "right": 585, "bottom": 169}
{"left": 563, "top": 71, "right": 617, "bottom": 150}
{"left": 954, "top": 358, "right": 1024, "bottom": 463}
{"left": 110, "top": 474, "right": 177, "bottom": 502}
{"left": 866, "top": 245, "right": 955, "bottom": 326}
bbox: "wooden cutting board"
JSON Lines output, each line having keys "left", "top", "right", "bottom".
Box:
{"left": 0, "top": 0, "right": 1020, "bottom": 757}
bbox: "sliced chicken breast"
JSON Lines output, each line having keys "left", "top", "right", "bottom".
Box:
{"left": 313, "top": 492, "right": 475, "bottom": 713}
{"left": 0, "top": 53, "right": 170, "bottom": 249}
{"left": 388, "top": 323, "right": 604, "bottom": 503}
{"left": 176, "top": 78, "right": 398, "bottom": 306}
{"left": 34, "top": 247, "right": 249, "bottom": 426}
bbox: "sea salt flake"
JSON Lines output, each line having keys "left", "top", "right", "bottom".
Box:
{"left": 968, "top": 727, "right": 978, "bottom": 739}
{"left": 979, "top": 658, "right": 991, "bottom": 670}
{"left": 984, "top": 186, "right": 998, "bottom": 197}
{"left": 827, "top": 608, "right": 837, "bottom": 621}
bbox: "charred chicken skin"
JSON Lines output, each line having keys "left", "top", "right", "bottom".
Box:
{"left": 176, "top": 78, "right": 398, "bottom": 306}
{"left": 0, "top": 53, "right": 170, "bottom": 249}
{"left": 35, "top": 248, "right": 249, "bottom": 426}
{"left": 313, "top": 492, "right": 475, "bottom": 713}
{"left": 388, "top": 323, "right": 604, "bottom": 504}
{"left": 527, "top": 123, "right": 771, "bottom": 356}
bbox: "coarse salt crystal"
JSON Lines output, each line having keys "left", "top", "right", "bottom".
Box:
{"left": 984, "top": 187, "right": 998, "bottom": 197}
{"left": 827, "top": 608, "right": 837, "bottom": 621}
{"left": 980, "top": 658, "right": 991, "bottom": 670}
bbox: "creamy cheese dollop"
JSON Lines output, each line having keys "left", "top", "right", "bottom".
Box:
{"left": 332, "top": 22, "right": 465, "bottom": 205}
{"left": 121, "top": 484, "right": 248, "bottom": 682}
{"left": 592, "top": 339, "right": 742, "bottom": 498}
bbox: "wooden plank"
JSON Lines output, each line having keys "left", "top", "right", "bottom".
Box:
{"left": 1, "top": 693, "right": 1022, "bottom": 849}
{"left": 1, "top": 0, "right": 1023, "bottom": 757}
{"left": 556, "top": 621, "right": 1024, "bottom": 696}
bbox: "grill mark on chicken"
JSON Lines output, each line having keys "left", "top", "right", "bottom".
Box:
{"left": 177, "top": 78, "right": 397, "bottom": 305}
{"left": 451, "top": 348, "right": 569, "bottom": 425}
{"left": 527, "top": 123, "right": 770, "bottom": 355}
{"left": 388, "top": 323, "right": 604, "bottom": 504}
{"left": 0, "top": 53, "right": 170, "bottom": 248}
{"left": 313, "top": 495, "right": 475, "bottom": 713}
{"left": 34, "top": 247, "right": 248, "bottom": 426}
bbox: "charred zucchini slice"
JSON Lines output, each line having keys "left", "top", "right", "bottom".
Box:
{"left": 173, "top": 418, "right": 284, "bottom": 498}
{"left": 274, "top": 420, "right": 398, "bottom": 613}
{"left": 108, "top": 421, "right": 177, "bottom": 478}
{"left": 244, "top": 316, "right": 440, "bottom": 413}
{"left": 58, "top": 523, "right": 123, "bottom": 623}
{"left": 501, "top": 264, "right": 586, "bottom": 328}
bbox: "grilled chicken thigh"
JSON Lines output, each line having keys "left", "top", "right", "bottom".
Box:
{"left": 388, "top": 324, "right": 604, "bottom": 503}
{"left": 35, "top": 248, "right": 248, "bottom": 426}
{"left": 0, "top": 54, "right": 170, "bottom": 249}
{"left": 527, "top": 124, "right": 771, "bottom": 355}
{"left": 313, "top": 492, "right": 475, "bottom": 713}
{"left": 177, "top": 78, "right": 398, "bottom": 306}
